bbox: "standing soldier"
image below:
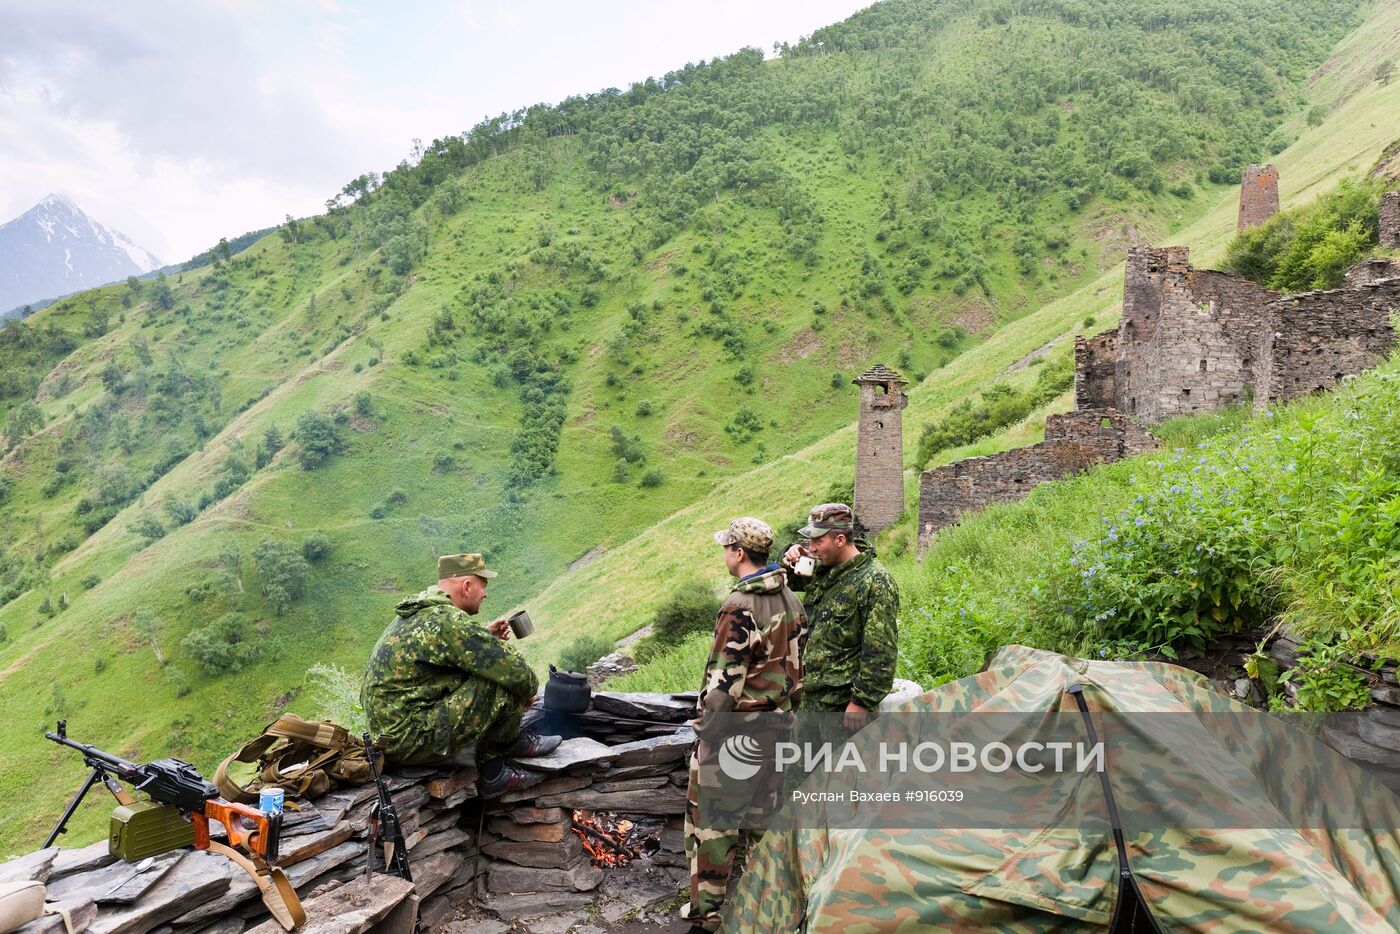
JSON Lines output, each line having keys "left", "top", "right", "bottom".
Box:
{"left": 782, "top": 502, "right": 899, "bottom": 731}
{"left": 682, "top": 518, "right": 806, "bottom": 934}
{"left": 361, "top": 553, "right": 561, "bottom": 797}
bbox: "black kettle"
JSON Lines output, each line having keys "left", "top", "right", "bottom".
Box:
{"left": 543, "top": 665, "right": 591, "bottom": 713}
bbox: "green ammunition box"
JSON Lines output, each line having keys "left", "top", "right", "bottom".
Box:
{"left": 108, "top": 801, "right": 193, "bottom": 861}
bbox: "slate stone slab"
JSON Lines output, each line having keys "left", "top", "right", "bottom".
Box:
{"left": 600, "top": 731, "right": 694, "bottom": 769}
{"left": 486, "top": 860, "right": 601, "bottom": 894}
{"left": 481, "top": 834, "right": 582, "bottom": 869}
{"left": 13, "top": 897, "right": 97, "bottom": 934}
{"left": 406, "top": 827, "right": 473, "bottom": 861}
{"left": 511, "top": 737, "right": 614, "bottom": 772}
{"left": 90, "top": 852, "right": 232, "bottom": 934}
{"left": 424, "top": 769, "right": 477, "bottom": 800}
{"left": 496, "top": 773, "right": 589, "bottom": 804}
{"left": 242, "top": 876, "right": 415, "bottom": 934}
{"left": 0, "top": 848, "right": 57, "bottom": 884}
{"left": 591, "top": 693, "right": 695, "bottom": 722}
{"left": 502, "top": 806, "right": 566, "bottom": 825}
{"left": 49, "top": 842, "right": 117, "bottom": 882}
{"left": 477, "top": 892, "right": 593, "bottom": 919}
{"left": 591, "top": 776, "right": 669, "bottom": 794}
{"left": 48, "top": 851, "right": 183, "bottom": 905}
{"left": 483, "top": 818, "right": 567, "bottom": 844}
{"left": 534, "top": 785, "right": 687, "bottom": 815}
{"left": 177, "top": 841, "right": 362, "bottom": 928}
{"left": 409, "top": 851, "right": 462, "bottom": 901}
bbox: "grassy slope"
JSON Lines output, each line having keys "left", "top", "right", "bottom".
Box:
{"left": 0, "top": 1, "right": 1387, "bottom": 851}
{"left": 593, "top": 1, "right": 1400, "bottom": 691}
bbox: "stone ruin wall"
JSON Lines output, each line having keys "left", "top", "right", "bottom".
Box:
{"left": 916, "top": 409, "right": 1157, "bottom": 554}
{"left": 1073, "top": 331, "right": 1119, "bottom": 409}
{"left": 1381, "top": 190, "right": 1400, "bottom": 249}
{"left": 1237, "top": 163, "right": 1280, "bottom": 231}
{"left": 1254, "top": 278, "right": 1400, "bottom": 409}
{"left": 1114, "top": 247, "right": 1280, "bottom": 423}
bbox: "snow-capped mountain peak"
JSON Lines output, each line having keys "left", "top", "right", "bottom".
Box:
{"left": 0, "top": 196, "right": 163, "bottom": 314}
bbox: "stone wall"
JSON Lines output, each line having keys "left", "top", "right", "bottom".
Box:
{"left": 1237, "top": 163, "right": 1280, "bottom": 231}
{"left": 1073, "top": 331, "right": 1119, "bottom": 409}
{"left": 853, "top": 365, "right": 909, "bottom": 534}
{"left": 0, "top": 694, "right": 697, "bottom": 934}
{"left": 1114, "top": 247, "right": 1280, "bottom": 422}
{"left": 1343, "top": 258, "right": 1400, "bottom": 287}
{"left": 1381, "top": 190, "right": 1400, "bottom": 249}
{"left": 917, "top": 408, "right": 1156, "bottom": 554}
{"left": 1254, "top": 278, "right": 1399, "bottom": 409}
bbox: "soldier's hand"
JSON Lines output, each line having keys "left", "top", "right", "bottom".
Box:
{"left": 782, "top": 544, "right": 806, "bottom": 567}
{"left": 487, "top": 618, "right": 510, "bottom": 640}
{"left": 843, "top": 701, "right": 870, "bottom": 732}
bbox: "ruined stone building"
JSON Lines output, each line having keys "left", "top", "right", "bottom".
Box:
{"left": 917, "top": 409, "right": 1158, "bottom": 553}
{"left": 1237, "top": 164, "right": 1280, "bottom": 231}
{"left": 1381, "top": 190, "right": 1400, "bottom": 249}
{"left": 1076, "top": 245, "right": 1397, "bottom": 422}
{"left": 852, "top": 364, "right": 908, "bottom": 534}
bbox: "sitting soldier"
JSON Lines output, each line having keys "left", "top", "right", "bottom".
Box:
{"left": 362, "top": 553, "right": 560, "bottom": 797}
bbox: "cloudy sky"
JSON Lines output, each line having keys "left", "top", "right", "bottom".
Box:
{"left": 0, "top": 0, "right": 871, "bottom": 263}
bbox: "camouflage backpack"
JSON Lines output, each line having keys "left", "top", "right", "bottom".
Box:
{"left": 215, "top": 713, "right": 372, "bottom": 804}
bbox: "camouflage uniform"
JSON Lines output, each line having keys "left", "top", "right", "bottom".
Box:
{"left": 789, "top": 504, "right": 900, "bottom": 712}
{"left": 362, "top": 584, "right": 538, "bottom": 767}
{"left": 683, "top": 518, "right": 807, "bottom": 933}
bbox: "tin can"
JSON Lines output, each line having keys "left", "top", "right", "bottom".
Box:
{"left": 259, "top": 786, "right": 285, "bottom": 815}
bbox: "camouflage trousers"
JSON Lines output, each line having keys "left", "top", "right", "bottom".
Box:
{"left": 681, "top": 743, "right": 777, "bottom": 932}
{"left": 385, "top": 676, "right": 523, "bottom": 767}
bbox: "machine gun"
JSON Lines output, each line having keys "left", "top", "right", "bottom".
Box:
{"left": 45, "top": 721, "right": 306, "bottom": 930}
{"left": 361, "top": 733, "right": 412, "bottom": 882}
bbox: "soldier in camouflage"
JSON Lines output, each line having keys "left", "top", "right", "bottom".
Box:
{"left": 682, "top": 517, "right": 806, "bottom": 934}
{"left": 782, "top": 502, "right": 899, "bottom": 730}
{"left": 361, "top": 553, "right": 561, "bottom": 797}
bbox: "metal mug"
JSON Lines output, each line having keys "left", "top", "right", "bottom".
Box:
{"left": 508, "top": 609, "right": 534, "bottom": 639}
{"left": 794, "top": 555, "right": 817, "bottom": 577}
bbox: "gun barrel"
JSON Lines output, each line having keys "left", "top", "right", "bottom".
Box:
{"left": 45, "top": 730, "right": 141, "bottom": 778}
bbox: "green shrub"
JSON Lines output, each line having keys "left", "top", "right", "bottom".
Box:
{"left": 182, "top": 614, "right": 260, "bottom": 674}
{"left": 1225, "top": 177, "right": 1381, "bottom": 291}
{"left": 916, "top": 356, "right": 1072, "bottom": 468}
{"left": 558, "top": 633, "right": 615, "bottom": 672}
{"left": 294, "top": 412, "right": 343, "bottom": 470}
{"left": 252, "top": 539, "right": 310, "bottom": 615}
{"left": 651, "top": 581, "right": 721, "bottom": 645}
{"left": 302, "top": 534, "right": 331, "bottom": 562}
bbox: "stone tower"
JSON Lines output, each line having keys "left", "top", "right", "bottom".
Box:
{"left": 853, "top": 364, "right": 909, "bottom": 535}
{"left": 1237, "top": 164, "right": 1280, "bottom": 231}
{"left": 1381, "top": 190, "right": 1400, "bottom": 249}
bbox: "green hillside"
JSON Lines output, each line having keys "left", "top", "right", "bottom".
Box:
{"left": 0, "top": 0, "right": 1382, "bottom": 850}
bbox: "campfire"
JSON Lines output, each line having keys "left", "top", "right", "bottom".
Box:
{"left": 570, "top": 809, "right": 664, "bottom": 867}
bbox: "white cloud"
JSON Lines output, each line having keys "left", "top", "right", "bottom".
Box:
{"left": 0, "top": 0, "right": 873, "bottom": 260}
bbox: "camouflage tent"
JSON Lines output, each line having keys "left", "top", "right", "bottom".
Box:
{"left": 724, "top": 645, "right": 1400, "bottom": 932}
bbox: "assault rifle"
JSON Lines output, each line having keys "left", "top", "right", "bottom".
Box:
{"left": 362, "top": 733, "right": 412, "bottom": 882}
{"left": 45, "top": 721, "right": 305, "bottom": 930}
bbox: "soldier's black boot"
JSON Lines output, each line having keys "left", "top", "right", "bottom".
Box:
{"left": 503, "top": 727, "right": 562, "bottom": 758}
{"left": 477, "top": 759, "right": 542, "bottom": 798}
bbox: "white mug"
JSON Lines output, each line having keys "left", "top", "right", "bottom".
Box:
{"left": 794, "top": 555, "right": 816, "bottom": 577}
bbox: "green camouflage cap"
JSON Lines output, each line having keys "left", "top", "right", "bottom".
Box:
{"left": 437, "top": 553, "right": 497, "bottom": 580}
{"left": 713, "top": 517, "right": 774, "bottom": 552}
{"left": 798, "top": 502, "right": 856, "bottom": 538}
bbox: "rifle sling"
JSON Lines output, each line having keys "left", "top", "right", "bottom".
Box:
{"left": 208, "top": 840, "right": 306, "bottom": 931}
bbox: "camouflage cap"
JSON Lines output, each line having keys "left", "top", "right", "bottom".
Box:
{"left": 798, "top": 502, "right": 856, "bottom": 538}
{"left": 437, "top": 553, "right": 497, "bottom": 580}
{"left": 713, "top": 517, "right": 774, "bottom": 552}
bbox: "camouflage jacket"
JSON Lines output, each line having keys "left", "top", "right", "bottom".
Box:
{"left": 697, "top": 566, "right": 807, "bottom": 721}
{"left": 361, "top": 586, "right": 538, "bottom": 743}
{"left": 787, "top": 548, "right": 898, "bottom": 712}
